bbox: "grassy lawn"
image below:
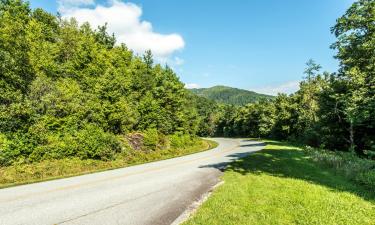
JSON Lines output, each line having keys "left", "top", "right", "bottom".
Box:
{"left": 184, "top": 141, "right": 375, "bottom": 225}
{"left": 0, "top": 139, "right": 217, "bottom": 189}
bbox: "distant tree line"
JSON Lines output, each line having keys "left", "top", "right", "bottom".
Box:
{"left": 196, "top": 0, "right": 375, "bottom": 156}
{"left": 190, "top": 85, "right": 274, "bottom": 106}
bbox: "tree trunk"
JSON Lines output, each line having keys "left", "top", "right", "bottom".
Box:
{"left": 349, "top": 120, "right": 355, "bottom": 153}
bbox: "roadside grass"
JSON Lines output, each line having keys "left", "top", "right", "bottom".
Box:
{"left": 305, "top": 146, "right": 375, "bottom": 189}
{"left": 184, "top": 140, "right": 375, "bottom": 225}
{"left": 0, "top": 139, "right": 217, "bottom": 189}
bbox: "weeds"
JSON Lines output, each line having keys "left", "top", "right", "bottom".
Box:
{"left": 305, "top": 146, "right": 375, "bottom": 189}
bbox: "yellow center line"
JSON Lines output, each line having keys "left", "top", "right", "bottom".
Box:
{"left": 0, "top": 140, "right": 240, "bottom": 203}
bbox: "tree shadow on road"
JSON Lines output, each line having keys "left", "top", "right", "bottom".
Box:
{"left": 199, "top": 141, "right": 265, "bottom": 172}
{"left": 239, "top": 143, "right": 266, "bottom": 148}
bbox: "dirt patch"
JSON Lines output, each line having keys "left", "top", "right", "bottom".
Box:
{"left": 126, "top": 132, "right": 144, "bottom": 150}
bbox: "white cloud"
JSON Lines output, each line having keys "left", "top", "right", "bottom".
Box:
{"left": 185, "top": 83, "right": 200, "bottom": 89}
{"left": 251, "top": 81, "right": 300, "bottom": 96}
{"left": 60, "top": 0, "right": 185, "bottom": 58}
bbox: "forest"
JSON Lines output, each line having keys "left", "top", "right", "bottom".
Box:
{"left": 0, "top": 0, "right": 204, "bottom": 168}
{"left": 190, "top": 85, "right": 274, "bottom": 106}
{"left": 0, "top": 0, "right": 374, "bottom": 170}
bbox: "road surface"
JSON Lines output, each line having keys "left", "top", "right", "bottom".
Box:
{"left": 0, "top": 138, "right": 264, "bottom": 225}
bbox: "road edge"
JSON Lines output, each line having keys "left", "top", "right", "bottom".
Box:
{"left": 171, "top": 181, "right": 225, "bottom": 225}
{"left": 0, "top": 139, "right": 219, "bottom": 189}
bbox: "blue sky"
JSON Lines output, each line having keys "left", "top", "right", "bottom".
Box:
{"left": 29, "top": 0, "right": 354, "bottom": 95}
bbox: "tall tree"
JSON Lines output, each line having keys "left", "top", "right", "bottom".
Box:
{"left": 331, "top": 0, "right": 375, "bottom": 152}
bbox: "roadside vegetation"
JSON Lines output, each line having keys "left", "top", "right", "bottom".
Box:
{"left": 306, "top": 146, "right": 375, "bottom": 189}
{"left": 184, "top": 141, "right": 375, "bottom": 225}
{"left": 0, "top": 0, "right": 214, "bottom": 179}
{"left": 0, "top": 137, "right": 217, "bottom": 188}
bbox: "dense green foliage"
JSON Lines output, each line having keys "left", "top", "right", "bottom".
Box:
{"left": 0, "top": 0, "right": 201, "bottom": 166}
{"left": 197, "top": 0, "right": 375, "bottom": 157}
{"left": 184, "top": 141, "right": 375, "bottom": 225}
{"left": 190, "top": 85, "right": 274, "bottom": 106}
{"left": 305, "top": 146, "right": 375, "bottom": 189}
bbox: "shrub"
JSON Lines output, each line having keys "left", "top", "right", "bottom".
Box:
{"left": 305, "top": 146, "right": 375, "bottom": 189}
{"left": 142, "top": 128, "right": 159, "bottom": 151}
{"left": 26, "top": 124, "right": 122, "bottom": 162}
{"left": 0, "top": 133, "right": 8, "bottom": 166}
{"left": 0, "top": 132, "right": 37, "bottom": 166}
{"left": 356, "top": 170, "right": 375, "bottom": 187}
{"left": 364, "top": 149, "right": 375, "bottom": 160}
{"left": 169, "top": 132, "right": 195, "bottom": 149}
{"left": 71, "top": 125, "right": 122, "bottom": 161}
{"left": 157, "top": 133, "right": 170, "bottom": 150}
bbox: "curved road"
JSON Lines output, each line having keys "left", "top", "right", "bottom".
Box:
{"left": 0, "top": 138, "right": 264, "bottom": 225}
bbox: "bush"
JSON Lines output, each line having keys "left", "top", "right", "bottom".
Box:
{"left": 25, "top": 124, "right": 122, "bottom": 162}
{"left": 157, "top": 133, "right": 170, "bottom": 150}
{"left": 142, "top": 128, "right": 159, "bottom": 151}
{"left": 305, "top": 146, "right": 375, "bottom": 189}
{"left": 356, "top": 170, "right": 375, "bottom": 187}
{"left": 74, "top": 125, "right": 122, "bottom": 160}
{"left": 364, "top": 149, "right": 375, "bottom": 160}
{"left": 126, "top": 131, "right": 198, "bottom": 152}
{"left": 169, "top": 132, "right": 196, "bottom": 149}
{"left": 0, "top": 132, "right": 37, "bottom": 166}
{"left": 0, "top": 133, "right": 8, "bottom": 166}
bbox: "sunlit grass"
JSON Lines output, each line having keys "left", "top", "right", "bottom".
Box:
{"left": 184, "top": 140, "right": 375, "bottom": 225}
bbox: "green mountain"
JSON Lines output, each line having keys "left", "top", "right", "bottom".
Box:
{"left": 189, "top": 85, "right": 274, "bottom": 106}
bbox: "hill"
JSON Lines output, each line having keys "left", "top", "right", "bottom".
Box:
{"left": 190, "top": 85, "right": 274, "bottom": 105}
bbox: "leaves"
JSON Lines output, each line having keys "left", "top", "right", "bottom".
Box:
{"left": 0, "top": 0, "right": 199, "bottom": 165}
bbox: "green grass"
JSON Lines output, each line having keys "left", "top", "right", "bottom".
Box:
{"left": 0, "top": 139, "right": 218, "bottom": 189}
{"left": 184, "top": 140, "right": 375, "bottom": 225}
{"left": 305, "top": 146, "right": 375, "bottom": 189}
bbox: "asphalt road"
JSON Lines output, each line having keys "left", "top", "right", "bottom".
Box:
{"left": 0, "top": 138, "right": 264, "bottom": 225}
